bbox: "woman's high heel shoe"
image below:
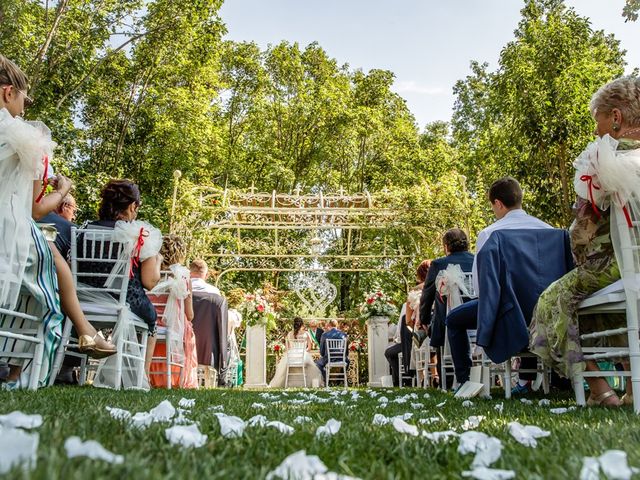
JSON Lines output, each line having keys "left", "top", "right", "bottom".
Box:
{"left": 621, "top": 393, "right": 634, "bottom": 406}
{"left": 586, "top": 389, "right": 622, "bottom": 407}
{"left": 78, "top": 334, "right": 117, "bottom": 359}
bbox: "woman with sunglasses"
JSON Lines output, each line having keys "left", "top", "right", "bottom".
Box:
{"left": 0, "top": 55, "right": 116, "bottom": 388}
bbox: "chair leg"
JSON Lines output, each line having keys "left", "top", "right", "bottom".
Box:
{"left": 49, "top": 317, "right": 73, "bottom": 386}
{"left": 504, "top": 361, "right": 511, "bottom": 399}
{"left": 166, "top": 337, "right": 172, "bottom": 390}
{"left": 574, "top": 375, "right": 586, "bottom": 407}
{"left": 79, "top": 355, "right": 87, "bottom": 386}
{"left": 29, "top": 331, "right": 45, "bottom": 390}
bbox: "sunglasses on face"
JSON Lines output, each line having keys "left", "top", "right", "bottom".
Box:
{"left": 1, "top": 85, "right": 33, "bottom": 107}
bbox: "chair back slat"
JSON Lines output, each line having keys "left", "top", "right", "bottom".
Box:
{"left": 287, "top": 339, "right": 307, "bottom": 364}
{"left": 326, "top": 338, "right": 346, "bottom": 363}
{"left": 70, "top": 226, "right": 131, "bottom": 305}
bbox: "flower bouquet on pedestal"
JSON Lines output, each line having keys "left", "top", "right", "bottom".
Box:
{"left": 358, "top": 287, "right": 398, "bottom": 324}
{"left": 240, "top": 291, "right": 278, "bottom": 331}
{"left": 270, "top": 341, "right": 286, "bottom": 359}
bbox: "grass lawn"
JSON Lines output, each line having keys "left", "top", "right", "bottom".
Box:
{"left": 0, "top": 386, "right": 639, "bottom": 479}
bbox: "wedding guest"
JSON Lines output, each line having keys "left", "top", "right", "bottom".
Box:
{"left": 148, "top": 234, "right": 198, "bottom": 388}
{"left": 308, "top": 320, "right": 321, "bottom": 348}
{"left": 40, "top": 193, "right": 77, "bottom": 259}
{"left": 270, "top": 317, "right": 324, "bottom": 387}
{"left": 419, "top": 230, "right": 474, "bottom": 387}
{"left": 81, "top": 179, "right": 163, "bottom": 375}
{"left": 190, "top": 259, "right": 221, "bottom": 295}
{"left": 316, "top": 319, "right": 348, "bottom": 382}
{"left": 530, "top": 77, "right": 640, "bottom": 407}
{"left": 0, "top": 55, "right": 115, "bottom": 387}
{"left": 384, "top": 304, "right": 414, "bottom": 387}
{"left": 446, "top": 177, "right": 551, "bottom": 391}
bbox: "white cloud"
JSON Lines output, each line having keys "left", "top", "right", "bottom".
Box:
{"left": 394, "top": 80, "right": 446, "bottom": 95}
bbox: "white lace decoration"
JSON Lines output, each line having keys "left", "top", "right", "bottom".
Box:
{"left": 435, "top": 264, "right": 470, "bottom": 309}
{"left": 150, "top": 264, "right": 191, "bottom": 366}
{"left": 104, "top": 220, "right": 162, "bottom": 288}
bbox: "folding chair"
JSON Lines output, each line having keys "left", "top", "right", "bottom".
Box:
{"left": 574, "top": 204, "right": 640, "bottom": 413}
{"left": 285, "top": 339, "right": 307, "bottom": 388}
{"left": 326, "top": 338, "right": 348, "bottom": 387}
{"left": 0, "top": 305, "right": 45, "bottom": 390}
{"left": 398, "top": 352, "right": 417, "bottom": 387}
{"left": 52, "top": 226, "right": 149, "bottom": 389}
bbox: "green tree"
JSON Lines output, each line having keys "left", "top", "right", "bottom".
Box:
{"left": 453, "top": 0, "right": 626, "bottom": 225}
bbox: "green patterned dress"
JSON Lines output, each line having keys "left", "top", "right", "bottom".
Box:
{"left": 529, "top": 139, "right": 640, "bottom": 378}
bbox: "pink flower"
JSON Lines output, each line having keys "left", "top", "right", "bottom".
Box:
{"left": 257, "top": 304, "right": 265, "bottom": 312}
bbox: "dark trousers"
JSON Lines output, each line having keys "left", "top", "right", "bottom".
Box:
{"left": 385, "top": 343, "right": 402, "bottom": 387}
{"left": 447, "top": 299, "right": 537, "bottom": 384}
{"left": 446, "top": 300, "right": 479, "bottom": 384}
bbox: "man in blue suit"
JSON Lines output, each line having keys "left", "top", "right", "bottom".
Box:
{"left": 446, "top": 177, "right": 552, "bottom": 392}
{"left": 316, "top": 319, "right": 348, "bottom": 381}
{"left": 419, "top": 228, "right": 474, "bottom": 388}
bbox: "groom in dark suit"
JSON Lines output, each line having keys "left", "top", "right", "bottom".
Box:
{"left": 316, "top": 319, "right": 348, "bottom": 381}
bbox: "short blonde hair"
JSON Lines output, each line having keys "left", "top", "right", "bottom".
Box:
{"left": 590, "top": 76, "right": 640, "bottom": 127}
{"left": 0, "top": 55, "right": 29, "bottom": 91}
{"left": 189, "top": 258, "right": 208, "bottom": 275}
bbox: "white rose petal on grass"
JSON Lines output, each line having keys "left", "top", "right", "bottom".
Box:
{"left": 538, "top": 399, "right": 551, "bottom": 407}
{"left": 462, "top": 467, "right": 516, "bottom": 480}
{"left": 248, "top": 415, "right": 268, "bottom": 427}
{"left": 550, "top": 407, "right": 576, "bottom": 414}
{"left": 266, "top": 450, "right": 359, "bottom": 480}
{"left": 419, "top": 417, "right": 440, "bottom": 425}
{"left": 422, "top": 430, "right": 459, "bottom": 442}
{"left": 131, "top": 412, "right": 154, "bottom": 430}
{"left": 507, "top": 422, "right": 550, "bottom": 448}
{"left": 251, "top": 402, "right": 266, "bottom": 409}
{"left": 579, "top": 457, "right": 601, "bottom": 480}
{"left": 315, "top": 419, "right": 341, "bottom": 438}
{"left": 494, "top": 403, "right": 503, "bottom": 414}
{"left": 458, "top": 431, "right": 503, "bottom": 468}
{"left": 392, "top": 418, "right": 419, "bottom": 437}
{"left": 436, "top": 401, "right": 447, "bottom": 408}
{"left": 266, "top": 421, "right": 295, "bottom": 436}
{"left": 214, "top": 413, "right": 246, "bottom": 438}
{"left": 0, "top": 427, "right": 38, "bottom": 474}
{"left": 378, "top": 396, "right": 389, "bottom": 404}
{"left": 106, "top": 407, "right": 131, "bottom": 421}
{"left": 64, "top": 437, "right": 124, "bottom": 464}
{"left": 411, "top": 403, "right": 423, "bottom": 409}
{"left": 165, "top": 424, "right": 207, "bottom": 448}
{"left": 462, "top": 400, "right": 474, "bottom": 408}
{"left": 462, "top": 416, "right": 485, "bottom": 431}
{"left": 178, "top": 398, "right": 195, "bottom": 409}
{"left": 0, "top": 412, "right": 43, "bottom": 430}
{"left": 519, "top": 398, "right": 533, "bottom": 405}
{"left": 294, "top": 416, "right": 312, "bottom": 424}
{"left": 599, "top": 450, "right": 635, "bottom": 480}
{"left": 423, "top": 393, "right": 430, "bottom": 399}
{"left": 372, "top": 414, "right": 390, "bottom": 426}
{"left": 208, "top": 405, "right": 224, "bottom": 412}
{"left": 149, "top": 400, "right": 176, "bottom": 422}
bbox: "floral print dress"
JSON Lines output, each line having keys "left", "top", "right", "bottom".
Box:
{"left": 529, "top": 139, "right": 640, "bottom": 378}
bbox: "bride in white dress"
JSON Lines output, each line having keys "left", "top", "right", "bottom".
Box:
{"left": 269, "top": 317, "right": 324, "bottom": 388}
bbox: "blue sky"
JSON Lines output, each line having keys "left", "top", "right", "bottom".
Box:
{"left": 219, "top": 0, "right": 640, "bottom": 129}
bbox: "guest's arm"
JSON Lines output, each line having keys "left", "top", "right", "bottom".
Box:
{"left": 184, "top": 279, "right": 194, "bottom": 322}
{"left": 319, "top": 334, "right": 326, "bottom": 358}
{"left": 141, "top": 253, "right": 163, "bottom": 290}
{"left": 31, "top": 176, "right": 71, "bottom": 220}
{"left": 419, "top": 264, "right": 438, "bottom": 331}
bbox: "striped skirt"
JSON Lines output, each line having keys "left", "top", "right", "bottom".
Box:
{"left": 0, "top": 219, "right": 64, "bottom": 387}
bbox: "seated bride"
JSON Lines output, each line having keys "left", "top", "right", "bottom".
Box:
{"left": 269, "top": 317, "right": 324, "bottom": 388}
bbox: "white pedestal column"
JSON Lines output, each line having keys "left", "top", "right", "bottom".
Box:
{"left": 244, "top": 324, "right": 267, "bottom": 388}
{"left": 367, "top": 316, "right": 389, "bottom": 387}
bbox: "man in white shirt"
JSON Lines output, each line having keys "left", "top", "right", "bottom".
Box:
{"left": 190, "top": 258, "right": 221, "bottom": 295}
{"left": 448, "top": 177, "right": 551, "bottom": 393}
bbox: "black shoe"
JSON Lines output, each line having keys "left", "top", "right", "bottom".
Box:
{"left": 54, "top": 366, "right": 78, "bottom": 385}
{"left": 412, "top": 330, "right": 427, "bottom": 348}
{"left": 0, "top": 362, "right": 9, "bottom": 382}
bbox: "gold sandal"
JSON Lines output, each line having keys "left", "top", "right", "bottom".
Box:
{"left": 586, "top": 389, "right": 622, "bottom": 407}
{"left": 78, "top": 333, "right": 117, "bottom": 359}
{"left": 621, "top": 393, "right": 634, "bottom": 406}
